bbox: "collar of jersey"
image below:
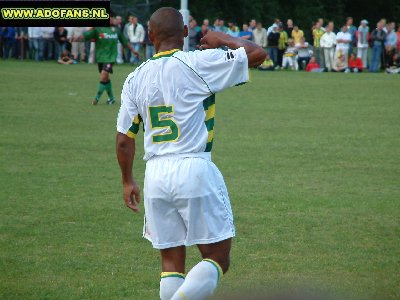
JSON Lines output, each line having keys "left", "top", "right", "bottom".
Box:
{"left": 151, "top": 49, "right": 180, "bottom": 60}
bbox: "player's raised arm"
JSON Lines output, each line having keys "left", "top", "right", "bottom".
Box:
{"left": 200, "top": 31, "right": 266, "bottom": 67}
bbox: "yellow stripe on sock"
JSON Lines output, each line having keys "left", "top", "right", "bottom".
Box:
{"left": 203, "top": 259, "right": 223, "bottom": 281}
{"left": 160, "top": 272, "right": 185, "bottom": 279}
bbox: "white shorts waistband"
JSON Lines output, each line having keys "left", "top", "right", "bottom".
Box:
{"left": 147, "top": 152, "right": 211, "bottom": 162}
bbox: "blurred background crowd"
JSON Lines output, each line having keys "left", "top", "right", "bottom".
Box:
{"left": 1, "top": 15, "right": 399, "bottom": 73}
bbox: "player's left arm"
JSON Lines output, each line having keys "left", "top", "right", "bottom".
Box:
{"left": 200, "top": 31, "right": 266, "bottom": 67}
{"left": 118, "top": 30, "right": 139, "bottom": 57}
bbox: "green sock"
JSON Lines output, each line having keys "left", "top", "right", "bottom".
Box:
{"left": 105, "top": 81, "right": 114, "bottom": 101}
{"left": 95, "top": 81, "right": 107, "bottom": 101}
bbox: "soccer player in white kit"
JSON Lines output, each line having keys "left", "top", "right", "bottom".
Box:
{"left": 116, "top": 7, "right": 266, "bottom": 300}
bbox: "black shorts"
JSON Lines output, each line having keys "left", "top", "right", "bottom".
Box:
{"left": 98, "top": 63, "right": 113, "bottom": 74}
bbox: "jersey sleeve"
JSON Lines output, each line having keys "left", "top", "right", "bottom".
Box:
{"left": 83, "top": 28, "right": 96, "bottom": 40}
{"left": 117, "top": 76, "right": 141, "bottom": 139}
{"left": 189, "top": 48, "right": 249, "bottom": 94}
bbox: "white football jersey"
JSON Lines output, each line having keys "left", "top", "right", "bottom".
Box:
{"left": 117, "top": 47, "right": 248, "bottom": 161}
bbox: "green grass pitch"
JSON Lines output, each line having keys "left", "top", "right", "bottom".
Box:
{"left": 1, "top": 60, "right": 399, "bottom": 299}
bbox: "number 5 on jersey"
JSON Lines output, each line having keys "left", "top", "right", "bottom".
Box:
{"left": 149, "top": 105, "right": 180, "bottom": 143}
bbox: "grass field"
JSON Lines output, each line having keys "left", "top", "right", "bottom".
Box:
{"left": 1, "top": 60, "right": 399, "bottom": 300}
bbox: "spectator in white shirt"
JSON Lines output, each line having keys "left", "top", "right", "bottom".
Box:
{"left": 28, "top": 27, "right": 44, "bottom": 61}
{"left": 124, "top": 15, "right": 144, "bottom": 64}
{"left": 335, "top": 25, "right": 352, "bottom": 64}
{"left": 253, "top": 22, "right": 267, "bottom": 49}
{"left": 320, "top": 22, "right": 336, "bottom": 71}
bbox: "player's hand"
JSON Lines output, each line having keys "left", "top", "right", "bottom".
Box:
{"left": 200, "top": 31, "right": 229, "bottom": 50}
{"left": 123, "top": 180, "right": 141, "bottom": 213}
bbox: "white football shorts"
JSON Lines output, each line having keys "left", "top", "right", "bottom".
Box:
{"left": 142, "top": 152, "right": 235, "bottom": 249}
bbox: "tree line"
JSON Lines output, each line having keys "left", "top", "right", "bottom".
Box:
{"left": 112, "top": 0, "right": 400, "bottom": 33}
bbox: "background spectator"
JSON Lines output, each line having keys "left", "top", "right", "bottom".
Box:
{"left": 253, "top": 22, "right": 267, "bottom": 49}
{"left": 202, "top": 19, "right": 211, "bottom": 31}
{"left": 320, "top": 22, "right": 336, "bottom": 71}
{"left": 332, "top": 51, "right": 348, "bottom": 72}
{"left": 215, "top": 19, "right": 228, "bottom": 33}
{"left": 346, "top": 17, "right": 357, "bottom": 55}
{"left": 239, "top": 24, "right": 253, "bottom": 40}
{"left": 306, "top": 56, "right": 323, "bottom": 72}
{"left": 249, "top": 19, "right": 257, "bottom": 32}
{"left": 348, "top": 53, "right": 363, "bottom": 72}
{"left": 188, "top": 19, "right": 199, "bottom": 51}
{"left": 144, "top": 20, "right": 155, "bottom": 60}
{"left": 114, "top": 16, "right": 124, "bottom": 64}
{"left": 2, "top": 27, "right": 15, "bottom": 59}
{"left": 258, "top": 52, "right": 275, "bottom": 71}
{"left": 70, "top": 27, "right": 86, "bottom": 62}
{"left": 15, "top": 27, "right": 29, "bottom": 60}
{"left": 125, "top": 15, "right": 144, "bottom": 64}
{"left": 277, "top": 24, "right": 288, "bottom": 67}
{"left": 267, "top": 19, "right": 280, "bottom": 36}
{"left": 384, "top": 22, "right": 398, "bottom": 68}
{"left": 227, "top": 21, "right": 240, "bottom": 37}
{"left": 396, "top": 24, "right": 400, "bottom": 53}
{"left": 292, "top": 25, "right": 304, "bottom": 44}
{"left": 369, "top": 21, "right": 387, "bottom": 72}
{"left": 357, "top": 20, "right": 369, "bottom": 69}
{"left": 335, "top": 25, "right": 352, "bottom": 65}
{"left": 0, "top": 27, "right": 4, "bottom": 58}
{"left": 312, "top": 21, "right": 325, "bottom": 68}
{"left": 267, "top": 25, "right": 280, "bottom": 66}
{"left": 54, "top": 27, "right": 68, "bottom": 60}
{"left": 42, "top": 27, "right": 55, "bottom": 60}
{"left": 28, "top": 27, "right": 44, "bottom": 61}
{"left": 386, "top": 52, "right": 400, "bottom": 73}
{"left": 286, "top": 19, "right": 294, "bottom": 37}
{"left": 296, "top": 36, "right": 311, "bottom": 70}
{"left": 281, "top": 38, "right": 297, "bottom": 70}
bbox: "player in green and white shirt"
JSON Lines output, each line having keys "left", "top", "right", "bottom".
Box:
{"left": 116, "top": 7, "right": 266, "bottom": 300}
{"left": 83, "top": 17, "right": 138, "bottom": 105}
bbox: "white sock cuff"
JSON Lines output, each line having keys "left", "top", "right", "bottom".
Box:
{"left": 202, "top": 259, "right": 223, "bottom": 281}
{"left": 161, "top": 272, "right": 186, "bottom": 280}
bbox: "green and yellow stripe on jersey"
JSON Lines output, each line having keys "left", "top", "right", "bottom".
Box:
{"left": 203, "top": 94, "right": 215, "bottom": 152}
{"left": 127, "top": 115, "right": 141, "bottom": 139}
{"left": 151, "top": 49, "right": 180, "bottom": 60}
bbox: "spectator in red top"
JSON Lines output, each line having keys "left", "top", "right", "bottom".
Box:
{"left": 348, "top": 53, "right": 363, "bottom": 72}
{"left": 306, "top": 56, "right": 320, "bottom": 71}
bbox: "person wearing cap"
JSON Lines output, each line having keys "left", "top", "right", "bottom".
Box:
{"left": 357, "top": 20, "right": 369, "bottom": 69}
